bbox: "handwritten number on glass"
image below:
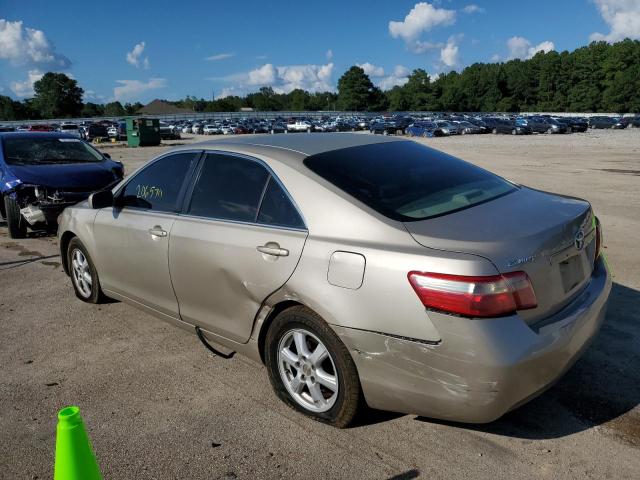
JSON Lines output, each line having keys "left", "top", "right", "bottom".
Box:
{"left": 136, "top": 184, "right": 164, "bottom": 201}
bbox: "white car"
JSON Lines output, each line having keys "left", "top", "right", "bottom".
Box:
{"left": 287, "top": 120, "right": 314, "bottom": 133}
{"left": 203, "top": 124, "right": 221, "bottom": 135}
{"left": 191, "top": 124, "right": 203, "bottom": 134}
{"left": 221, "top": 125, "right": 235, "bottom": 135}
{"left": 181, "top": 125, "right": 193, "bottom": 134}
{"left": 59, "top": 123, "right": 82, "bottom": 138}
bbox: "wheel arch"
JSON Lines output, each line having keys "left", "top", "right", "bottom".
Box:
{"left": 59, "top": 230, "right": 77, "bottom": 276}
{"left": 257, "top": 300, "right": 306, "bottom": 364}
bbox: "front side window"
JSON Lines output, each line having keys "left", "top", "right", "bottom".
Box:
{"left": 120, "top": 152, "right": 196, "bottom": 212}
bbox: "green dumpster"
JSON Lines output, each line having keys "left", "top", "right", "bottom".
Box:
{"left": 126, "top": 118, "right": 161, "bottom": 147}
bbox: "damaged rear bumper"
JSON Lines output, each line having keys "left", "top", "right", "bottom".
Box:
{"left": 334, "top": 256, "right": 611, "bottom": 423}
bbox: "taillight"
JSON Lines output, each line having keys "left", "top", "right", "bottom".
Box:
{"left": 408, "top": 271, "right": 537, "bottom": 318}
{"left": 594, "top": 217, "right": 603, "bottom": 262}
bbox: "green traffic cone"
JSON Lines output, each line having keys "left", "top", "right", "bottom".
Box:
{"left": 54, "top": 406, "right": 102, "bottom": 480}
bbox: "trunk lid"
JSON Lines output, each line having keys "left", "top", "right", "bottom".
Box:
{"left": 404, "top": 187, "right": 597, "bottom": 323}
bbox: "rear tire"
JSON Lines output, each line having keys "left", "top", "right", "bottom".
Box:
{"left": 3, "top": 195, "right": 27, "bottom": 239}
{"left": 67, "top": 237, "right": 104, "bottom": 304}
{"left": 265, "top": 306, "right": 362, "bottom": 428}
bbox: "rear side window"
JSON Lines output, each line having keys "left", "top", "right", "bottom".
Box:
{"left": 120, "top": 152, "right": 196, "bottom": 212}
{"left": 188, "top": 154, "right": 269, "bottom": 222}
{"left": 304, "top": 141, "right": 516, "bottom": 221}
{"left": 257, "top": 177, "right": 305, "bottom": 229}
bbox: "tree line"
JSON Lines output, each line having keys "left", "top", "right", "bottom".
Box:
{"left": 1, "top": 39, "right": 638, "bottom": 121}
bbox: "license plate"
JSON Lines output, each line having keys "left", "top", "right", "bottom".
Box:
{"left": 559, "top": 254, "right": 585, "bottom": 293}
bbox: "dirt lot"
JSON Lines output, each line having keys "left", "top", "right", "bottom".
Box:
{"left": 1, "top": 131, "right": 639, "bottom": 479}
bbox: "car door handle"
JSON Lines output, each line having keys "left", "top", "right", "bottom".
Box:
{"left": 257, "top": 244, "right": 289, "bottom": 257}
{"left": 148, "top": 226, "right": 167, "bottom": 237}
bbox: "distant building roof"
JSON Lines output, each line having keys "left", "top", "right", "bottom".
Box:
{"left": 240, "top": 107, "right": 254, "bottom": 112}
{"left": 137, "top": 99, "right": 193, "bottom": 115}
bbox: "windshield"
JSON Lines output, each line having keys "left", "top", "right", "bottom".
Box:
{"left": 3, "top": 137, "right": 104, "bottom": 165}
{"left": 304, "top": 141, "right": 517, "bottom": 221}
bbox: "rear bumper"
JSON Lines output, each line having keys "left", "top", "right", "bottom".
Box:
{"left": 335, "top": 256, "right": 611, "bottom": 423}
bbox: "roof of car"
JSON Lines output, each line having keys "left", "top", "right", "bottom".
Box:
{"left": 191, "top": 132, "right": 406, "bottom": 157}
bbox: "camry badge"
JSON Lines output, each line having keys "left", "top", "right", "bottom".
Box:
{"left": 507, "top": 255, "right": 535, "bottom": 267}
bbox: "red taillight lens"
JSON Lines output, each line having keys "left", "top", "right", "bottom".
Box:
{"left": 408, "top": 271, "right": 537, "bottom": 318}
{"left": 595, "top": 217, "right": 603, "bottom": 262}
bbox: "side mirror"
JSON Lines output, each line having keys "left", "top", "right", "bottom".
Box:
{"left": 88, "top": 189, "right": 114, "bottom": 209}
{"left": 103, "top": 152, "right": 111, "bottom": 159}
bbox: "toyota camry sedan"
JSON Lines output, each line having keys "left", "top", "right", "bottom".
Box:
{"left": 57, "top": 134, "right": 611, "bottom": 427}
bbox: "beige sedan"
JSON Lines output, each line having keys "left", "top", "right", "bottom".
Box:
{"left": 58, "top": 134, "right": 611, "bottom": 427}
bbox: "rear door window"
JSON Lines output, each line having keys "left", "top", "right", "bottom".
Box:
{"left": 188, "top": 153, "right": 269, "bottom": 222}
{"left": 257, "top": 177, "right": 305, "bottom": 229}
{"left": 187, "top": 153, "right": 305, "bottom": 229}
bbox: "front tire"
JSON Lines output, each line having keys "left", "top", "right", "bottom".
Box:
{"left": 67, "top": 238, "right": 104, "bottom": 303}
{"left": 265, "top": 306, "right": 362, "bottom": 428}
{"left": 3, "top": 195, "right": 27, "bottom": 239}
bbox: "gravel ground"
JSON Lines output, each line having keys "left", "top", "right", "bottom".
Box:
{"left": 1, "top": 130, "right": 639, "bottom": 479}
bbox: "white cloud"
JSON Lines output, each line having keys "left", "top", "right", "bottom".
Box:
{"left": 10, "top": 69, "right": 43, "bottom": 97}
{"left": 216, "top": 87, "right": 239, "bottom": 99}
{"left": 440, "top": 35, "right": 461, "bottom": 67}
{"left": 389, "top": 2, "right": 456, "bottom": 52}
{"left": 113, "top": 77, "right": 167, "bottom": 101}
{"left": 326, "top": 49, "right": 333, "bottom": 60}
{"left": 206, "top": 52, "right": 235, "bottom": 61}
{"left": 276, "top": 63, "right": 334, "bottom": 93}
{"left": 126, "top": 41, "right": 149, "bottom": 69}
{"left": 377, "top": 65, "right": 411, "bottom": 90}
{"left": 84, "top": 89, "right": 106, "bottom": 103}
{"left": 243, "top": 62, "right": 335, "bottom": 93}
{"left": 590, "top": 0, "right": 640, "bottom": 42}
{"left": 247, "top": 63, "right": 277, "bottom": 85}
{"left": 462, "top": 4, "right": 484, "bottom": 14}
{"left": 412, "top": 40, "right": 444, "bottom": 53}
{"left": 0, "top": 19, "right": 70, "bottom": 69}
{"left": 357, "top": 62, "right": 385, "bottom": 77}
{"left": 506, "top": 36, "right": 555, "bottom": 59}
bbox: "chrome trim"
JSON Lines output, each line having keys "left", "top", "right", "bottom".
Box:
{"left": 176, "top": 212, "right": 308, "bottom": 233}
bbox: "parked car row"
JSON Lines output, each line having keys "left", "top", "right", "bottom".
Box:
{"left": 1, "top": 114, "right": 637, "bottom": 142}
{"left": 375, "top": 114, "right": 638, "bottom": 138}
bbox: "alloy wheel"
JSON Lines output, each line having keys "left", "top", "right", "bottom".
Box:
{"left": 71, "top": 248, "right": 92, "bottom": 298}
{"left": 277, "top": 328, "right": 339, "bottom": 413}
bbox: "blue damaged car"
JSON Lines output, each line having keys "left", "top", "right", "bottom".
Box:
{"left": 0, "top": 132, "right": 124, "bottom": 238}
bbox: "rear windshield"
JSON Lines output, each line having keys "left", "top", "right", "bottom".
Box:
{"left": 2, "top": 137, "right": 104, "bottom": 165}
{"left": 304, "top": 141, "right": 516, "bottom": 221}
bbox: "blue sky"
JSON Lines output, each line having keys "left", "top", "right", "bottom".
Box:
{"left": 0, "top": 0, "right": 637, "bottom": 104}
